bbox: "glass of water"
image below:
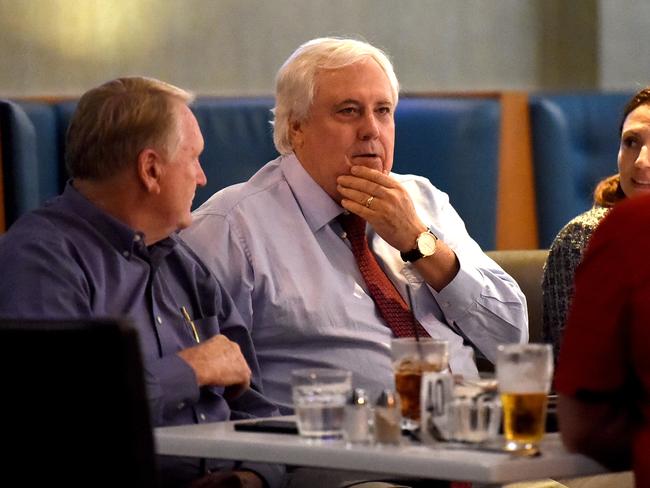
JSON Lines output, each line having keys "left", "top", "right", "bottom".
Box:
{"left": 291, "top": 368, "right": 352, "bottom": 439}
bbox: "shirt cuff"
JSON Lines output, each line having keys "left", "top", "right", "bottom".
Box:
{"left": 148, "top": 354, "right": 200, "bottom": 420}
{"left": 430, "top": 252, "right": 484, "bottom": 322}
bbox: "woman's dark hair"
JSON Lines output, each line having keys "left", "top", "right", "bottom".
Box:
{"left": 620, "top": 87, "right": 650, "bottom": 131}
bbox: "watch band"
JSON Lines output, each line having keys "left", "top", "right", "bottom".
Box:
{"left": 400, "top": 247, "right": 423, "bottom": 263}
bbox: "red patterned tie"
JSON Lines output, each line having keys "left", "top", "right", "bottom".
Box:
{"left": 340, "top": 213, "right": 429, "bottom": 338}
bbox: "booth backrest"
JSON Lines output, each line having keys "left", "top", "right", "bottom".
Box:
{"left": 529, "top": 92, "right": 633, "bottom": 247}
{"left": 0, "top": 100, "right": 63, "bottom": 225}
{"left": 190, "top": 97, "right": 278, "bottom": 207}
{"left": 0, "top": 97, "right": 280, "bottom": 229}
{"left": 0, "top": 95, "right": 503, "bottom": 248}
{"left": 394, "top": 97, "right": 500, "bottom": 249}
{"left": 6, "top": 91, "right": 643, "bottom": 250}
{"left": 486, "top": 249, "right": 548, "bottom": 345}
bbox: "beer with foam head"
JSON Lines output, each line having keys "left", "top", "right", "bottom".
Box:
{"left": 496, "top": 344, "right": 553, "bottom": 450}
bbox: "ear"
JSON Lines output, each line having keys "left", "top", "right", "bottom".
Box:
{"left": 289, "top": 119, "right": 305, "bottom": 150}
{"left": 137, "top": 148, "right": 163, "bottom": 194}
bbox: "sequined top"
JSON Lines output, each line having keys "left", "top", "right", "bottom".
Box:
{"left": 542, "top": 206, "right": 611, "bottom": 362}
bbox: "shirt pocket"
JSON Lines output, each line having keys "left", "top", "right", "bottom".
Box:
{"left": 190, "top": 314, "right": 220, "bottom": 343}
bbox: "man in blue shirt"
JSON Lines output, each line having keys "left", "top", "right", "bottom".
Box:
{"left": 0, "top": 77, "right": 283, "bottom": 488}
{"left": 181, "top": 38, "right": 528, "bottom": 413}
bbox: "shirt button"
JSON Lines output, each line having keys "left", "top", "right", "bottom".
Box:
{"left": 122, "top": 250, "right": 129, "bottom": 257}
{"left": 340, "top": 232, "right": 347, "bottom": 239}
{"left": 177, "top": 402, "right": 185, "bottom": 410}
{"left": 156, "top": 316, "right": 162, "bottom": 325}
{"left": 199, "top": 413, "right": 206, "bottom": 421}
{"left": 134, "top": 234, "right": 141, "bottom": 242}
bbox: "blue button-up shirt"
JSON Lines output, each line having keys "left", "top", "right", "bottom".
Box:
{"left": 0, "top": 183, "right": 283, "bottom": 488}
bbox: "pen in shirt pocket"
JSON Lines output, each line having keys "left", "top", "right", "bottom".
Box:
{"left": 180, "top": 306, "right": 200, "bottom": 343}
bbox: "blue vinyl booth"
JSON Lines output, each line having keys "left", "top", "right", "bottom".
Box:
{"left": 0, "top": 100, "right": 66, "bottom": 225}
{"left": 529, "top": 92, "right": 634, "bottom": 247}
{"left": 394, "top": 98, "right": 500, "bottom": 250}
{"left": 0, "top": 96, "right": 501, "bottom": 249}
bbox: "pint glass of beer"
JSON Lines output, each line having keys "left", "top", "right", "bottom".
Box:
{"left": 496, "top": 343, "right": 553, "bottom": 451}
{"left": 391, "top": 337, "right": 449, "bottom": 429}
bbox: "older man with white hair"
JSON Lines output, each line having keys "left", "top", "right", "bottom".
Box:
{"left": 182, "top": 37, "right": 527, "bottom": 414}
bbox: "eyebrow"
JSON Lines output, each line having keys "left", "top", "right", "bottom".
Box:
{"left": 336, "top": 99, "right": 360, "bottom": 106}
{"left": 335, "top": 98, "right": 394, "bottom": 107}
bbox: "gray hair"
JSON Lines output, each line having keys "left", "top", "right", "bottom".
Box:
{"left": 271, "top": 37, "right": 400, "bottom": 155}
{"left": 66, "top": 76, "right": 195, "bottom": 180}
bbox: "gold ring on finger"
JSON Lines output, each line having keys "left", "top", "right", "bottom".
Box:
{"left": 364, "top": 195, "right": 375, "bottom": 208}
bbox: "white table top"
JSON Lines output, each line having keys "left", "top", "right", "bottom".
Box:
{"left": 154, "top": 416, "right": 609, "bottom": 485}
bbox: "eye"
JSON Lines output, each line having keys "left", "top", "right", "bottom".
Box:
{"left": 338, "top": 106, "right": 359, "bottom": 115}
{"left": 376, "top": 106, "right": 392, "bottom": 115}
{"left": 622, "top": 135, "right": 639, "bottom": 149}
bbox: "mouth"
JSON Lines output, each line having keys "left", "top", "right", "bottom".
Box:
{"left": 632, "top": 177, "right": 650, "bottom": 187}
{"left": 351, "top": 153, "right": 384, "bottom": 170}
{"left": 352, "top": 152, "right": 380, "bottom": 159}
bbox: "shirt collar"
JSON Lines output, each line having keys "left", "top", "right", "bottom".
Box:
{"left": 58, "top": 181, "right": 177, "bottom": 260}
{"left": 280, "top": 154, "right": 344, "bottom": 233}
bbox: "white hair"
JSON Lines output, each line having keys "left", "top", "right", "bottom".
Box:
{"left": 271, "top": 37, "right": 399, "bottom": 155}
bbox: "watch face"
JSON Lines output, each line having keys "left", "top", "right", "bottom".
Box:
{"left": 417, "top": 232, "right": 437, "bottom": 256}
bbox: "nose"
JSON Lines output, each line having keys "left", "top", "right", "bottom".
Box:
{"left": 635, "top": 145, "right": 650, "bottom": 168}
{"left": 358, "top": 112, "right": 380, "bottom": 141}
{"left": 196, "top": 161, "right": 207, "bottom": 187}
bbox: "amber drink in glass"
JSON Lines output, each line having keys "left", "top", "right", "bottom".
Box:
{"left": 391, "top": 337, "right": 449, "bottom": 429}
{"left": 496, "top": 343, "right": 553, "bottom": 451}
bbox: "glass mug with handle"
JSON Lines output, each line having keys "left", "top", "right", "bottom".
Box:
{"left": 391, "top": 337, "right": 449, "bottom": 429}
{"left": 421, "top": 372, "right": 501, "bottom": 444}
{"left": 496, "top": 343, "right": 553, "bottom": 451}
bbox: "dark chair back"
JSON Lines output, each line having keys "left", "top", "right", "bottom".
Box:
{"left": 0, "top": 318, "right": 158, "bottom": 487}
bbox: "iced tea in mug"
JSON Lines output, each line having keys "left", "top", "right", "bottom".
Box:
{"left": 392, "top": 338, "right": 449, "bottom": 427}
{"left": 496, "top": 343, "right": 553, "bottom": 451}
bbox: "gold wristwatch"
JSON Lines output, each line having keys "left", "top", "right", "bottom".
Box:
{"left": 400, "top": 229, "right": 438, "bottom": 262}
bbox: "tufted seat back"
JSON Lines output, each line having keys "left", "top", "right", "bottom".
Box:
{"left": 0, "top": 95, "right": 502, "bottom": 249}
{"left": 529, "top": 92, "right": 633, "bottom": 247}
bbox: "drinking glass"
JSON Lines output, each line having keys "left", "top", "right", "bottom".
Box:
{"left": 421, "top": 372, "right": 501, "bottom": 444}
{"left": 391, "top": 337, "right": 449, "bottom": 429}
{"left": 445, "top": 395, "right": 502, "bottom": 443}
{"left": 496, "top": 343, "right": 553, "bottom": 451}
{"left": 291, "top": 368, "right": 352, "bottom": 439}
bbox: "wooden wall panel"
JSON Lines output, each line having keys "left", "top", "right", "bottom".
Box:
{"left": 496, "top": 92, "right": 539, "bottom": 249}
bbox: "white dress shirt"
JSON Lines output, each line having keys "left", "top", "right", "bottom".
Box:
{"left": 181, "top": 154, "right": 527, "bottom": 412}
